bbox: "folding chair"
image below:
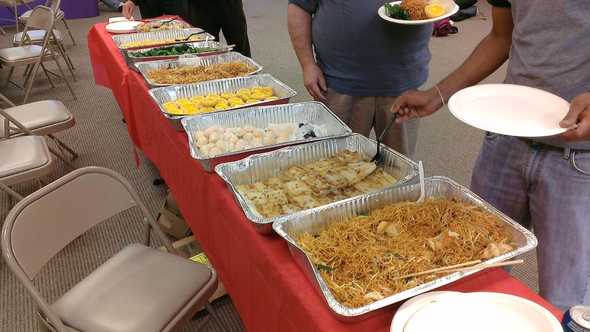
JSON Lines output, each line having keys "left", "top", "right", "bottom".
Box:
{"left": 0, "top": 103, "right": 53, "bottom": 201}
{"left": 0, "top": 0, "right": 34, "bottom": 33}
{"left": 2, "top": 166, "right": 226, "bottom": 332}
{"left": 0, "top": 5, "right": 75, "bottom": 104}
{"left": 0, "top": 92, "right": 78, "bottom": 163}
{"left": 18, "top": 0, "right": 75, "bottom": 45}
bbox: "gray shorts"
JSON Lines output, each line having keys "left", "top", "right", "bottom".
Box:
{"left": 324, "top": 89, "right": 420, "bottom": 157}
{"left": 471, "top": 133, "right": 590, "bottom": 310}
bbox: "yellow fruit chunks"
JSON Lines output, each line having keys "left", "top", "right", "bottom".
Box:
{"left": 161, "top": 86, "right": 277, "bottom": 115}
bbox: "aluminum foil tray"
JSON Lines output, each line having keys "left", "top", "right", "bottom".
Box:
{"left": 182, "top": 101, "right": 352, "bottom": 172}
{"left": 135, "top": 52, "right": 263, "bottom": 87}
{"left": 272, "top": 176, "right": 538, "bottom": 321}
{"left": 112, "top": 28, "right": 213, "bottom": 50}
{"left": 124, "top": 41, "right": 233, "bottom": 63}
{"left": 150, "top": 74, "right": 296, "bottom": 130}
{"left": 215, "top": 134, "right": 419, "bottom": 234}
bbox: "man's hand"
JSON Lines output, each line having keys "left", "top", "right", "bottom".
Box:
{"left": 560, "top": 92, "right": 590, "bottom": 141}
{"left": 122, "top": 0, "right": 136, "bottom": 19}
{"left": 391, "top": 88, "right": 444, "bottom": 122}
{"left": 303, "top": 63, "right": 327, "bottom": 102}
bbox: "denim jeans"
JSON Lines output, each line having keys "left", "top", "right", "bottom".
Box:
{"left": 101, "top": 0, "right": 122, "bottom": 11}
{"left": 471, "top": 133, "right": 590, "bottom": 310}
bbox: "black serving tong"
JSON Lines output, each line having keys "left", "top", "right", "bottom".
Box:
{"left": 371, "top": 112, "right": 397, "bottom": 164}
{"left": 175, "top": 31, "right": 208, "bottom": 42}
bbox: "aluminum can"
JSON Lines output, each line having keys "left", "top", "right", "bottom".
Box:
{"left": 563, "top": 305, "right": 590, "bottom": 332}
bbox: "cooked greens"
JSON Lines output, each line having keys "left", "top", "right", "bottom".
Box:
{"left": 384, "top": 3, "right": 410, "bottom": 20}
{"left": 129, "top": 44, "right": 219, "bottom": 58}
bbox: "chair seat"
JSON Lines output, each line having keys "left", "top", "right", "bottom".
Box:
{"left": 0, "top": 100, "right": 73, "bottom": 137}
{"left": 0, "top": 135, "right": 51, "bottom": 179}
{"left": 0, "top": 45, "right": 42, "bottom": 62}
{"left": 13, "top": 29, "right": 63, "bottom": 44}
{"left": 52, "top": 244, "right": 214, "bottom": 332}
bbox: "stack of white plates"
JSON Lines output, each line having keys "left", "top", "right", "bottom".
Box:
{"left": 391, "top": 291, "right": 563, "bottom": 332}
{"left": 106, "top": 20, "right": 142, "bottom": 34}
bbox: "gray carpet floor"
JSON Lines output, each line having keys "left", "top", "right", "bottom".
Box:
{"left": 0, "top": 1, "right": 537, "bottom": 331}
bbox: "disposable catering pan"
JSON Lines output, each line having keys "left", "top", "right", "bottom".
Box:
{"left": 272, "top": 176, "right": 538, "bottom": 321}
{"left": 112, "top": 28, "right": 214, "bottom": 50}
{"left": 182, "top": 101, "right": 352, "bottom": 172}
{"left": 135, "top": 52, "right": 263, "bottom": 87}
{"left": 149, "top": 73, "right": 295, "bottom": 130}
{"left": 124, "top": 41, "right": 233, "bottom": 64}
{"left": 215, "top": 134, "right": 419, "bottom": 234}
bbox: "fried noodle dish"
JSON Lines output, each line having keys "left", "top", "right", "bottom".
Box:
{"left": 147, "top": 61, "right": 256, "bottom": 85}
{"left": 402, "top": 0, "right": 429, "bottom": 20}
{"left": 296, "top": 198, "right": 514, "bottom": 308}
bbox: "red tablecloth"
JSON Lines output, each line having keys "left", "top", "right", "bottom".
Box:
{"left": 88, "top": 23, "right": 563, "bottom": 332}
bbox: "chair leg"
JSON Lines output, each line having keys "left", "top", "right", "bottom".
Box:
{"left": 13, "top": 3, "right": 19, "bottom": 34}
{"left": 0, "top": 182, "right": 24, "bottom": 201}
{"left": 51, "top": 57, "right": 76, "bottom": 100}
{"left": 23, "top": 64, "right": 33, "bottom": 78}
{"left": 23, "top": 62, "right": 42, "bottom": 104}
{"left": 61, "top": 18, "right": 76, "bottom": 46}
{"left": 48, "top": 134, "right": 78, "bottom": 159}
{"left": 4, "top": 66, "right": 15, "bottom": 89}
{"left": 48, "top": 146, "right": 76, "bottom": 170}
{"left": 40, "top": 63, "right": 55, "bottom": 88}
{"left": 0, "top": 26, "right": 5, "bottom": 35}
{"left": 54, "top": 42, "right": 76, "bottom": 81}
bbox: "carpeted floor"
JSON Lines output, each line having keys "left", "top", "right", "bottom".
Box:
{"left": 0, "top": 1, "right": 537, "bottom": 331}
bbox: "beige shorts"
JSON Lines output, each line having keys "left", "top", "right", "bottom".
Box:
{"left": 325, "top": 89, "right": 420, "bottom": 157}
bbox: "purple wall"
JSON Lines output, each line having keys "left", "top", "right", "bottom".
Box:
{"left": 0, "top": 0, "right": 98, "bottom": 26}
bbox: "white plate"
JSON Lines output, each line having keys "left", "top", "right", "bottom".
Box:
{"left": 108, "top": 17, "right": 130, "bottom": 23}
{"left": 448, "top": 84, "right": 571, "bottom": 137}
{"left": 378, "top": 1, "right": 459, "bottom": 25}
{"left": 390, "top": 291, "right": 462, "bottom": 332}
{"left": 404, "top": 292, "right": 563, "bottom": 332}
{"left": 106, "top": 21, "right": 142, "bottom": 34}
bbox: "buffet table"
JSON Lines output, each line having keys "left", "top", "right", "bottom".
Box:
{"left": 88, "top": 23, "right": 562, "bottom": 331}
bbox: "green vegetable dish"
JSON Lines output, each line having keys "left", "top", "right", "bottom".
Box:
{"left": 384, "top": 3, "right": 410, "bottom": 20}
{"left": 129, "top": 44, "right": 220, "bottom": 58}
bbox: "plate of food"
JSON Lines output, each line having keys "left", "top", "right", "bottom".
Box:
{"left": 136, "top": 18, "right": 192, "bottom": 33}
{"left": 448, "top": 84, "right": 571, "bottom": 137}
{"left": 378, "top": 0, "right": 459, "bottom": 25}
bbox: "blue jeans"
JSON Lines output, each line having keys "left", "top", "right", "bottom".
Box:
{"left": 471, "top": 133, "right": 590, "bottom": 310}
{"left": 101, "top": 0, "right": 122, "bottom": 11}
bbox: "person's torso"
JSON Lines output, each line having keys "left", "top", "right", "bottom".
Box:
{"left": 311, "top": 0, "right": 432, "bottom": 96}
{"left": 506, "top": 0, "right": 590, "bottom": 102}
{"left": 505, "top": 0, "right": 590, "bottom": 149}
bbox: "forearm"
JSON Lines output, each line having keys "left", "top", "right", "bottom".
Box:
{"left": 288, "top": 4, "right": 316, "bottom": 69}
{"left": 436, "top": 8, "right": 513, "bottom": 100}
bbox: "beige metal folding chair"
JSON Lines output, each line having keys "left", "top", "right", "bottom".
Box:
{"left": 13, "top": 0, "right": 75, "bottom": 74}
{"left": 0, "top": 103, "right": 53, "bottom": 201}
{"left": 18, "top": 0, "right": 75, "bottom": 45}
{"left": 2, "top": 166, "right": 226, "bottom": 332}
{"left": 0, "top": 5, "right": 75, "bottom": 104}
{"left": 0, "top": 92, "right": 78, "bottom": 163}
{"left": 0, "top": 0, "right": 34, "bottom": 33}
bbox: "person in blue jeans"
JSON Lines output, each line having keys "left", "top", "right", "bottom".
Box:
{"left": 391, "top": 0, "right": 590, "bottom": 310}
{"left": 100, "top": 0, "right": 123, "bottom": 12}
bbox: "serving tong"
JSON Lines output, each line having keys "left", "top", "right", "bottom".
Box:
{"left": 371, "top": 112, "right": 397, "bottom": 164}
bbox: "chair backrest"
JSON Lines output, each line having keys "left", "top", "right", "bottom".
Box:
{"left": 25, "top": 5, "right": 54, "bottom": 31}
{"left": 45, "top": 0, "right": 60, "bottom": 12}
{"left": 2, "top": 167, "right": 175, "bottom": 331}
{"left": 2, "top": 166, "right": 174, "bottom": 279}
